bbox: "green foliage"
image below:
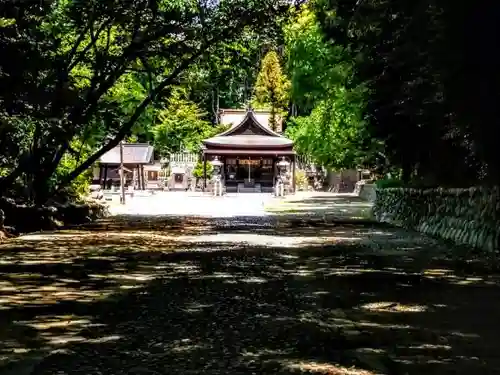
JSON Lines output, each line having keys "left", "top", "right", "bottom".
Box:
{"left": 254, "top": 51, "right": 290, "bottom": 131}
{"left": 283, "top": 6, "right": 378, "bottom": 170}
{"left": 46, "top": 139, "right": 94, "bottom": 201}
{"left": 284, "top": 6, "right": 348, "bottom": 115}
{"left": 152, "top": 88, "right": 211, "bottom": 155}
{"left": 286, "top": 92, "right": 368, "bottom": 169}
{"left": 184, "top": 29, "right": 278, "bottom": 122}
{"left": 152, "top": 88, "right": 230, "bottom": 156}
{"left": 0, "top": 0, "right": 290, "bottom": 203}
{"left": 375, "top": 179, "right": 405, "bottom": 189}
{"left": 55, "top": 155, "right": 91, "bottom": 199}
{"left": 315, "top": 0, "right": 500, "bottom": 185}
{"left": 294, "top": 170, "right": 308, "bottom": 190}
{"left": 192, "top": 161, "right": 213, "bottom": 179}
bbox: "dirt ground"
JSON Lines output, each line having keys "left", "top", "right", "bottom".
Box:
{"left": 1, "top": 195, "right": 499, "bottom": 375}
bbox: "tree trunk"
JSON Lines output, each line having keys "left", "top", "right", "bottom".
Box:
{"left": 270, "top": 105, "right": 277, "bottom": 132}
{"left": 212, "top": 86, "right": 220, "bottom": 124}
{"left": 401, "top": 161, "right": 412, "bottom": 184}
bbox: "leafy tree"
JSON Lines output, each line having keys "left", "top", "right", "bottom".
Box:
{"left": 253, "top": 50, "right": 290, "bottom": 131}
{"left": 0, "top": 0, "right": 293, "bottom": 202}
{"left": 192, "top": 161, "right": 213, "bottom": 180}
{"left": 284, "top": 5, "right": 376, "bottom": 170}
{"left": 152, "top": 88, "right": 229, "bottom": 155}
{"left": 284, "top": 6, "right": 348, "bottom": 115}
{"left": 286, "top": 87, "right": 371, "bottom": 169}
{"left": 315, "top": 0, "right": 500, "bottom": 185}
{"left": 184, "top": 30, "right": 276, "bottom": 123}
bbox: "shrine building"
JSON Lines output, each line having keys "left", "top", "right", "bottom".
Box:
{"left": 201, "top": 108, "right": 296, "bottom": 193}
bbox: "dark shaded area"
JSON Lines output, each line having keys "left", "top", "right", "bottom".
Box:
{"left": 316, "top": 1, "right": 500, "bottom": 185}
{"left": 0, "top": 216, "right": 499, "bottom": 374}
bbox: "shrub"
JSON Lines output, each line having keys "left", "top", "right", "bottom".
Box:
{"left": 295, "top": 170, "right": 308, "bottom": 190}
{"left": 375, "top": 178, "right": 405, "bottom": 189}
{"left": 192, "top": 161, "right": 213, "bottom": 179}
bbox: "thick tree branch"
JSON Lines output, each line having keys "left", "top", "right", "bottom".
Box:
{"left": 57, "top": 49, "right": 207, "bottom": 189}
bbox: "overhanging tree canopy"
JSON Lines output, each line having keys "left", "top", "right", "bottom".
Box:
{"left": 0, "top": 0, "right": 294, "bottom": 202}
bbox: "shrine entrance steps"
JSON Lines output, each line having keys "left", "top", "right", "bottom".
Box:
{"left": 237, "top": 183, "right": 262, "bottom": 193}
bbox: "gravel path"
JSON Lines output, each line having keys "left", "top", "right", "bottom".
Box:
{"left": 1, "top": 194, "right": 499, "bottom": 375}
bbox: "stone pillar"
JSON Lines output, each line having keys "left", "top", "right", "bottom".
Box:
{"left": 143, "top": 167, "right": 149, "bottom": 189}
{"left": 141, "top": 165, "right": 146, "bottom": 190}
{"left": 103, "top": 166, "right": 108, "bottom": 189}
{"left": 203, "top": 154, "right": 207, "bottom": 191}
{"left": 292, "top": 155, "right": 296, "bottom": 193}
{"left": 98, "top": 165, "right": 103, "bottom": 186}
{"left": 133, "top": 166, "right": 138, "bottom": 189}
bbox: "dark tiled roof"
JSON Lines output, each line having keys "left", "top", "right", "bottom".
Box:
{"left": 99, "top": 143, "right": 154, "bottom": 164}
{"left": 203, "top": 110, "right": 293, "bottom": 149}
{"left": 218, "top": 110, "right": 281, "bottom": 137}
{"left": 203, "top": 149, "right": 295, "bottom": 155}
{"left": 204, "top": 135, "right": 293, "bottom": 148}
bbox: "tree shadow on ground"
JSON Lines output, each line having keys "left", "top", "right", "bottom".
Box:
{"left": 0, "top": 216, "right": 499, "bottom": 374}
{"left": 266, "top": 194, "right": 373, "bottom": 220}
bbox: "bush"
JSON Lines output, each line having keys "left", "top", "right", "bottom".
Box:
{"left": 192, "top": 161, "right": 213, "bottom": 179}
{"left": 295, "top": 170, "right": 308, "bottom": 190}
{"left": 375, "top": 178, "right": 405, "bottom": 189}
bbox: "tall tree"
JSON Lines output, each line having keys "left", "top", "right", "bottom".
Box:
{"left": 151, "top": 88, "right": 228, "bottom": 155}
{"left": 0, "top": 0, "right": 293, "bottom": 202}
{"left": 284, "top": 5, "right": 376, "bottom": 170}
{"left": 254, "top": 50, "right": 290, "bottom": 131}
{"left": 315, "top": 0, "right": 500, "bottom": 185}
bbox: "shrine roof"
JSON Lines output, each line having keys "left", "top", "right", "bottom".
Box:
{"left": 99, "top": 143, "right": 154, "bottom": 164}
{"left": 203, "top": 109, "right": 293, "bottom": 149}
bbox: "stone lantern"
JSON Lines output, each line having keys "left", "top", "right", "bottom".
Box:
{"left": 210, "top": 156, "right": 224, "bottom": 196}
{"left": 211, "top": 156, "right": 223, "bottom": 176}
{"left": 277, "top": 157, "right": 290, "bottom": 177}
{"left": 275, "top": 157, "right": 290, "bottom": 197}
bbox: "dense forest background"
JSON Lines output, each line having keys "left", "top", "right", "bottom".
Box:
{"left": 1, "top": 0, "right": 499, "bottom": 204}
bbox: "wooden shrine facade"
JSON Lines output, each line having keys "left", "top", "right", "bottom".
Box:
{"left": 201, "top": 109, "right": 296, "bottom": 193}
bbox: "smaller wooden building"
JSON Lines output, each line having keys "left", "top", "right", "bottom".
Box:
{"left": 96, "top": 143, "right": 154, "bottom": 190}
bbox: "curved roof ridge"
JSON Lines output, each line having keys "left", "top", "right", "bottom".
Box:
{"left": 218, "top": 109, "right": 282, "bottom": 138}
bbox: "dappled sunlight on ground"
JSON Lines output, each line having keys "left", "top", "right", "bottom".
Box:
{"left": 358, "top": 302, "right": 428, "bottom": 313}
{"left": 265, "top": 193, "right": 373, "bottom": 221}
{"left": 283, "top": 360, "right": 377, "bottom": 374}
{"left": 0, "top": 199, "right": 499, "bottom": 374}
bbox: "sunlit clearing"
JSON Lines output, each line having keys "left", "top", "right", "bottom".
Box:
{"left": 369, "top": 231, "right": 395, "bottom": 236}
{"left": 16, "top": 231, "right": 176, "bottom": 242}
{"left": 449, "top": 331, "right": 481, "bottom": 338}
{"left": 169, "top": 339, "right": 212, "bottom": 353}
{"left": 423, "top": 269, "right": 487, "bottom": 285}
{"left": 89, "top": 273, "right": 153, "bottom": 282}
{"left": 169, "top": 263, "right": 200, "bottom": 274}
{"left": 48, "top": 334, "right": 121, "bottom": 346}
{"left": 453, "top": 277, "right": 484, "bottom": 285}
{"left": 407, "top": 343, "right": 452, "bottom": 351}
{"left": 276, "top": 253, "right": 299, "bottom": 259}
{"left": 359, "top": 302, "right": 428, "bottom": 313}
{"left": 283, "top": 360, "right": 377, "bottom": 374}
{"left": 179, "top": 233, "right": 362, "bottom": 248}
{"left": 241, "top": 276, "right": 268, "bottom": 283}
{"left": 13, "top": 315, "right": 119, "bottom": 348}
{"left": 423, "top": 269, "right": 454, "bottom": 277}
{"left": 357, "top": 321, "right": 412, "bottom": 330}
{"left": 183, "top": 303, "right": 213, "bottom": 313}
{"left": 242, "top": 348, "right": 293, "bottom": 357}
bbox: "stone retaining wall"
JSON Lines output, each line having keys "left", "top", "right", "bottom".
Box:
{"left": 354, "top": 181, "right": 377, "bottom": 202}
{"left": 373, "top": 187, "right": 500, "bottom": 251}
{"left": 0, "top": 197, "right": 109, "bottom": 235}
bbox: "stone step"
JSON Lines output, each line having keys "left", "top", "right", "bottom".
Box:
{"left": 237, "top": 186, "right": 262, "bottom": 193}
